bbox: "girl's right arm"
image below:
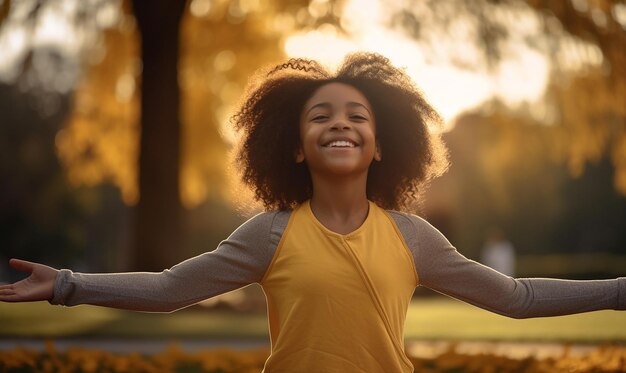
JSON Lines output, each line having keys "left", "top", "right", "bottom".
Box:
{"left": 0, "top": 211, "right": 287, "bottom": 313}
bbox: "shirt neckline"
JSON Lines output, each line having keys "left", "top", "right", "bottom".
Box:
{"left": 304, "top": 199, "right": 374, "bottom": 239}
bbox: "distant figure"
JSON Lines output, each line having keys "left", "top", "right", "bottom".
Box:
{"left": 481, "top": 227, "right": 516, "bottom": 277}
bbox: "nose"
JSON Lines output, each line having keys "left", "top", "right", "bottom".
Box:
{"left": 330, "top": 116, "right": 352, "bottom": 131}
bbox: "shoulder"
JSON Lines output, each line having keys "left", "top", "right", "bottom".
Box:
{"left": 385, "top": 209, "right": 437, "bottom": 237}
{"left": 211, "top": 209, "right": 292, "bottom": 282}
{"left": 385, "top": 209, "right": 453, "bottom": 252}
{"left": 385, "top": 209, "right": 459, "bottom": 287}
{"left": 227, "top": 209, "right": 292, "bottom": 248}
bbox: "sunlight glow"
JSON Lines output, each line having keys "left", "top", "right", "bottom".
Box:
{"left": 284, "top": 31, "right": 357, "bottom": 70}
{"left": 190, "top": 0, "right": 212, "bottom": 18}
{"left": 494, "top": 47, "right": 548, "bottom": 104}
{"left": 284, "top": 0, "right": 551, "bottom": 129}
{"left": 33, "top": 5, "right": 79, "bottom": 50}
{"left": 0, "top": 0, "right": 120, "bottom": 83}
{"left": 0, "top": 28, "right": 27, "bottom": 80}
{"left": 614, "top": 3, "right": 626, "bottom": 29}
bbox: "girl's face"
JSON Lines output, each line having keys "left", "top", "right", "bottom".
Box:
{"left": 296, "top": 82, "right": 381, "bottom": 178}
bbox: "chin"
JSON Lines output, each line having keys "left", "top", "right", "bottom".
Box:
{"left": 326, "top": 164, "right": 370, "bottom": 176}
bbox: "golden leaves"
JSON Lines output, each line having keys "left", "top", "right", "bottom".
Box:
{"left": 2, "top": 341, "right": 626, "bottom": 372}
{"left": 56, "top": 10, "right": 140, "bottom": 205}
{"left": 410, "top": 344, "right": 626, "bottom": 373}
{"left": 179, "top": 0, "right": 289, "bottom": 208}
{"left": 58, "top": 0, "right": 309, "bottom": 208}
{"left": 547, "top": 67, "right": 626, "bottom": 191}
{"left": 0, "top": 342, "right": 269, "bottom": 373}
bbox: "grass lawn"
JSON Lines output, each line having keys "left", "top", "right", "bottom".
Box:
{"left": 1, "top": 296, "right": 625, "bottom": 342}
{"left": 404, "top": 297, "right": 626, "bottom": 342}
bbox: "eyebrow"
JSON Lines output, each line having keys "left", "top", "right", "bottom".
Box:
{"left": 305, "top": 102, "right": 372, "bottom": 116}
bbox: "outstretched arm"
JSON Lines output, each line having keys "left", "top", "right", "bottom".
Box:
{"left": 418, "top": 242, "right": 625, "bottom": 318}
{"left": 0, "top": 259, "right": 59, "bottom": 302}
{"left": 1, "top": 211, "right": 287, "bottom": 313}
{"left": 392, "top": 212, "right": 626, "bottom": 318}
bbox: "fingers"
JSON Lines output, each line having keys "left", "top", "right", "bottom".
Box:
{"left": 8, "top": 258, "right": 35, "bottom": 273}
{"left": 0, "top": 285, "right": 17, "bottom": 302}
{"left": 0, "top": 285, "right": 14, "bottom": 294}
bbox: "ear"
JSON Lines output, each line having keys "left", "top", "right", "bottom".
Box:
{"left": 374, "top": 141, "right": 382, "bottom": 161}
{"left": 295, "top": 147, "right": 305, "bottom": 163}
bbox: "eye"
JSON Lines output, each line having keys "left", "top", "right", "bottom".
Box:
{"left": 312, "top": 115, "right": 329, "bottom": 122}
{"left": 350, "top": 114, "right": 368, "bottom": 121}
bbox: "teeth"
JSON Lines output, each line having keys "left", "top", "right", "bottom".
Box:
{"left": 326, "top": 140, "right": 356, "bottom": 148}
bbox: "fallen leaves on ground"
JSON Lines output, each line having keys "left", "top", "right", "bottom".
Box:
{"left": 1, "top": 341, "right": 625, "bottom": 372}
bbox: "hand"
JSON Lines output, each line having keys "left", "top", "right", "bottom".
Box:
{"left": 0, "top": 259, "right": 59, "bottom": 302}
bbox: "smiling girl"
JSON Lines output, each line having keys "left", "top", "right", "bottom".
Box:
{"left": 1, "top": 53, "right": 625, "bottom": 373}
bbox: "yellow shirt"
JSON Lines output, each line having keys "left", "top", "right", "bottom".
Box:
{"left": 261, "top": 200, "right": 418, "bottom": 372}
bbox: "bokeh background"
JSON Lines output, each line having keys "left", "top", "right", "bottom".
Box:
{"left": 1, "top": 0, "right": 626, "bottom": 348}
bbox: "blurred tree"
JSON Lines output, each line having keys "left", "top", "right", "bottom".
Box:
{"left": 0, "top": 77, "right": 81, "bottom": 269}
{"left": 390, "top": 0, "right": 626, "bottom": 195}
{"left": 426, "top": 105, "right": 564, "bottom": 258}
{"left": 425, "top": 101, "right": 626, "bottom": 278}
{"left": 0, "top": 76, "right": 130, "bottom": 278}
{"left": 0, "top": 0, "right": 187, "bottom": 271}
{"left": 131, "top": 1, "right": 187, "bottom": 271}
{"left": 0, "top": 0, "right": 326, "bottom": 271}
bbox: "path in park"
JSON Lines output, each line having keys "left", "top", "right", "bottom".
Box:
{"left": 0, "top": 338, "right": 269, "bottom": 354}
{"left": 0, "top": 338, "right": 603, "bottom": 359}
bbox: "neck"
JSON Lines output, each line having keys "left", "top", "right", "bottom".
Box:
{"left": 309, "top": 173, "right": 370, "bottom": 225}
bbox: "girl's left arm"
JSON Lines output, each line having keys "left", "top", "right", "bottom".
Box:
{"left": 396, "top": 213, "right": 625, "bottom": 318}
{"left": 45, "top": 211, "right": 285, "bottom": 313}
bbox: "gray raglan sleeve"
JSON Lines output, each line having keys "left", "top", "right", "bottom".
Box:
{"left": 390, "top": 211, "right": 626, "bottom": 319}
{"left": 49, "top": 211, "right": 289, "bottom": 313}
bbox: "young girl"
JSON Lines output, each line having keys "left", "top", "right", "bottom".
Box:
{"left": 1, "top": 53, "right": 624, "bottom": 373}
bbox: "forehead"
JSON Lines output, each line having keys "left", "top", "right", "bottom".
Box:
{"left": 303, "top": 82, "right": 371, "bottom": 110}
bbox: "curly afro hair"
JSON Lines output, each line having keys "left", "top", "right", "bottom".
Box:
{"left": 231, "top": 52, "right": 448, "bottom": 212}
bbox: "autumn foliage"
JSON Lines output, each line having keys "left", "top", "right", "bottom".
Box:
{"left": 1, "top": 341, "right": 626, "bottom": 373}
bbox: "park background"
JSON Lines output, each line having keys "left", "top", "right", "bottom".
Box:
{"left": 1, "top": 0, "right": 626, "bottom": 371}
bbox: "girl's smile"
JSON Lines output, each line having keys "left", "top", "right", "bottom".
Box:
{"left": 296, "top": 82, "right": 381, "bottom": 177}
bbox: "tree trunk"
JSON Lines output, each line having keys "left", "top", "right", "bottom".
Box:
{"left": 131, "top": 0, "right": 187, "bottom": 271}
